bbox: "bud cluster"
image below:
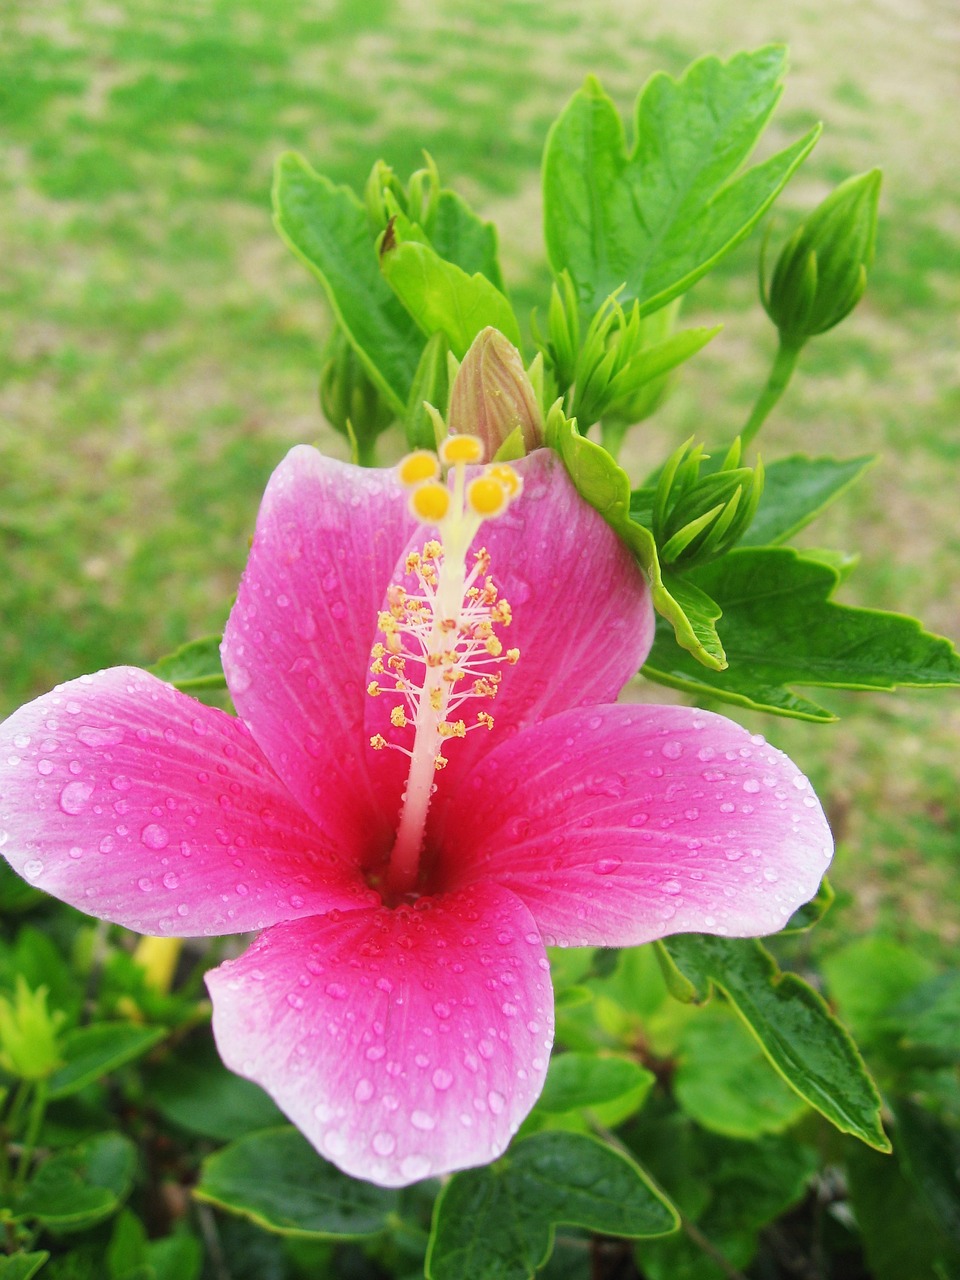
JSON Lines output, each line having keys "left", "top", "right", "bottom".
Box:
{"left": 653, "top": 437, "right": 764, "bottom": 570}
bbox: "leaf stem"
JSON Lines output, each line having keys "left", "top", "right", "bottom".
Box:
{"left": 741, "top": 337, "right": 803, "bottom": 450}
{"left": 14, "top": 1080, "right": 48, "bottom": 1191}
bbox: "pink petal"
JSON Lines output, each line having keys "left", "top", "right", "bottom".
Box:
{"left": 222, "top": 446, "right": 417, "bottom": 847}
{"left": 365, "top": 450, "right": 656, "bottom": 815}
{"left": 437, "top": 705, "right": 833, "bottom": 945}
{"left": 0, "top": 669, "right": 374, "bottom": 934}
{"left": 207, "top": 882, "right": 554, "bottom": 1187}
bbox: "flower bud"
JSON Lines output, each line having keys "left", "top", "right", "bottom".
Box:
{"left": 653, "top": 437, "right": 764, "bottom": 570}
{"left": 319, "top": 327, "right": 395, "bottom": 462}
{"left": 0, "top": 977, "right": 65, "bottom": 1080}
{"left": 448, "top": 327, "right": 545, "bottom": 456}
{"left": 762, "top": 169, "right": 881, "bottom": 345}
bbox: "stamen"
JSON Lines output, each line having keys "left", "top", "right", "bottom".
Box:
{"left": 367, "top": 443, "right": 524, "bottom": 898}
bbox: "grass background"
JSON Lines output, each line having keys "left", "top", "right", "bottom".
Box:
{"left": 1, "top": 0, "right": 958, "bottom": 957}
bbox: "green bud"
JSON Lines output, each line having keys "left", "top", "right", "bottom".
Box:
{"left": 364, "top": 155, "right": 440, "bottom": 236}
{"left": 448, "top": 327, "right": 545, "bottom": 457}
{"left": 762, "top": 169, "right": 881, "bottom": 344}
{"left": 0, "top": 977, "right": 65, "bottom": 1080}
{"left": 319, "top": 328, "right": 395, "bottom": 464}
{"left": 654, "top": 437, "right": 764, "bottom": 570}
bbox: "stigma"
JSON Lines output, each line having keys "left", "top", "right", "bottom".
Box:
{"left": 368, "top": 436, "right": 522, "bottom": 898}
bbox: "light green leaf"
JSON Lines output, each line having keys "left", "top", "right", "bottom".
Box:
{"left": 0, "top": 1254, "right": 49, "bottom": 1280}
{"left": 426, "top": 1132, "right": 677, "bottom": 1280}
{"left": 194, "top": 1127, "right": 398, "bottom": 1238}
{"left": 536, "top": 1052, "right": 653, "bottom": 1115}
{"left": 380, "top": 214, "right": 522, "bottom": 357}
{"left": 673, "top": 1003, "right": 809, "bottom": 1138}
{"left": 821, "top": 936, "right": 936, "bottom": 1048}
{"left": 642, "top": 546, "right": 960, "bottom": 720}
{"left": 273, "top": 151, "right": 424, "bottom": 412}
{"left": 48, "top": 1022, "right": 166, "bottom": 1100}
{"left": 739, "top": 453, "right": 875, "bottom": 546}
{"left": 149, "top": 636, "right": 226, "bottom": 691}
{"left": 662, "top": 934, "right": 890, "bottom": 1150}
{"left": 546, "top": 408, "right": 725, "bottom": 668}
{"left": 890, "top": 971, "right": 960, "bottom": 1057}
{"left": 430, "top": 189, "right": 506, "bottom": 290}
{"left": 543, "top": 49, "right": 820, "bottom": 313}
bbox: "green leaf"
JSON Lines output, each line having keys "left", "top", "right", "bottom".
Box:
{"left": 546, "top": 408, "right": 725, "bottom": 669}
{"left": 820, "top": 936, "right": 936, "bottom": 1049}
{"left": 0, "top": 1254, "right": 49, "bottom": 1280}
{"left": 16, "top": 1133, "right": 135, "bottom": 1232}
{"left": 48, "top": 1022, "right": 166, "bottom": 1100}
{"left": 894, "top": 1100, "right": 960, "bottom": 1249}
{"left": 430, "top": 189, "right": 506, "bottom": 290}
{"left": 543, "top": 49, "right": 820, "bottom": 313}
{"left": 273, "top": 151, "right": 424, "bottom": 412}
{"left": 890, "top": 971, "right": 960, "bottom": 1057}
{"left": 739, "top": 453, "right": 874, "bottom": 546}
{"left": 662, "top": 934, "right": 890, "bottom": 1150}
{"left": 426, "top": 1132, "right": 677, "bottom": 1280}
{"left": 149, "top": 635, "right": 225, "bottom": 691}
{"left": 779, "top": 876, "right": 834, "bottom": 934}
{"left": 642, "top": 546, "right": 960, "bottom": 720}
{"left": 673, "top": 1002, "right": 809, "bottom": 1138}
{"left": 380, "top": 214, "right": 522, "bottom": 358}
{"left": 194, "top": 1127, "right": 398, "bottom": 1238}
{"left": 146, "top": 1036, "right": 283, "bottom": 1141}
{"left": 536, "top": 1052, "right": 653, "bottom": 1115}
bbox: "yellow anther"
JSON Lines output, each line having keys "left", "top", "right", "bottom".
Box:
{"left": 405, "top": 552, "right": 422, "bottom": 573}
{"left": 467, "top": 476, "right": 508, "bottom": 518}
{"left": 487, "top": 463, "right": 522, "bottom": 498}
{"left": 439, "top": 720, "right": 467, "bottom": 739}
{"left": 378, "top": 611, "right": 398, "bottom": 634}
{"left": 429, "top": 688, "right": 443, "bottom": 711}
{"left": 434, "top": 754, "right": 448, "bottom": 770}
{"left": 477, "top": 712, "right": 495, "bottom": 730}
{"left": 370, "top": 734, "right": 387, "bottom": 750}
{"left": 423, "top": 540, "right": 442, "bottom": 561}
{"left": 371, "top": 658, "right": 384, "bottom": 674}
{"left": 372, "top": 643, "right": 385, "bottom": 659}
{"left": 410, "top": 482, "right": 451, "bottom": 524}
{"left": 506, "top": 647, "right": 520, "bottom": 664}
{"left": 390, "top": 705, "right": 408, "bottom": 728}
{"left": 439, "top": 434, "right": 484, "bottom": 466}
{"left": 491, "top": 600, "right": 512, "bottom": 625}
{"left": 367, "top": 681, "right": 381, "bottom": 697}
{"left": 397, "top": 450, "right": 441, "bottom": 487}
{"left": 485, "top": 636, "right": 503, "bottom": 656}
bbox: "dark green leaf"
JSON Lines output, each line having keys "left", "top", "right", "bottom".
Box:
{"left": 0, "top": 1255, "right": 49, "bottom": 1280}
{"left": 673, "top": 1003, "right": 809, "bottom": 1138}
{"left": 48, "top": 1022, "right": 165, "bottom": 1100}
{"left": 426, "top": 1132, "right": 677, "bottom": 1280}
{"left": 145, "top": 1234, "right": 203, "bottom": 1280}
{"left": 274, "top": 152, "right": 424, "bottom": 412}
{"left": 739, "top": 454, "right": 874, "bottom": 546}
{"left": 546, "top": 409, "right": 725, "bottom": 669}
{"left": 537, "top": 1052, "right": 653, "bottom": 1114}
{"left": 543, "top": 50, "right": 819, "bottom": 313}
{"left": 149, "top": 635, "right": 225, "bottom": 691}
{"left": 146, "top": 1036, "right": 283, "bottom": 1141}
{"left": 195, "top": 1127, "right": 398, "bottom": 1238}
{"left": 663, "top": 934, "right": 889, "bottom": 1149}
{"left": 890, "top": 971, "right": 960, "bottom": 1057}
{"left": 643, "top": 546, "right": 960, "bottom": 720}
{"left": 380, "top": 214, "right": 522, "bottom": 357}
{"left": 16, "top": 1134, "right": 135, "bottom": 1233}
{"left": 894, "top": 1100, "right": 960, "bottom": 1248}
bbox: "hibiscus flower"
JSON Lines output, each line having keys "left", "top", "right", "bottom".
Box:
{"left": 0, "top": 441, "right": 832, "bottom": 1187}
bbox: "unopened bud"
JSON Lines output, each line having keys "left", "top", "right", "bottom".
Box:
{"left": 0, "top": 977, "right": 65, "bottom": 1080}
{"left": 448, "top": 328, "right": 544, "bottom": 457}
{"left": 654, "top": 437, "right": 764, "bottom": 569}
{"left": 763, "top": 169, "right": 881, "bottom": 345}
{"left": 319, "top": 327, "right": 395, "bottom": 461}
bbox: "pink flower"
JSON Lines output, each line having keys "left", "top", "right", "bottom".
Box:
{"left": 0, "top": 446, "right": 832, "bottom": 1187}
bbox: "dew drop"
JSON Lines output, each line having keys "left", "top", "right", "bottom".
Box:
{"left": 594, "top": 856, "right": 621, "bottom": 875}
{"left": 411, "top": 1109, "right": 436, "bottom": 1131}
{"left": 59, "top": 781, "right": 93, "bottom": 815}
{"left": 401, "top": 1154, "right": 431, "bottom": 1180}
{"left": 24, "top": 858, "right": 43, "bottom": 879}
{"left": 661, "top": 879, "right": 682, "bottom": 895}
{"left": 742, "top": 778, "right": 761, "bottom": 794}
{"left": 325, "top": 981, "right": 348, "bottom": 1000}
{"left": 372, "top": 1131, "right": 396, "bottom": 1156}
{"left": 77, "top": 725, "right": 123, "bottom": 748}
{"left": 432, "top": 1001, "right": 451, "bottom": 1020}
{"left": 141, "top": 823, "right": 170, "bottom": 850}
{"left": 432, "top": 1067, "right": 453, "bottom": 1091}
{"left": 354, "top": 1078, "right": 374, "bottom": 1103}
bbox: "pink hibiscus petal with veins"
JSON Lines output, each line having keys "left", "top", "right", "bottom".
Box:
{"left": 0, "top": 443, "right": 833, "bottom": 1187}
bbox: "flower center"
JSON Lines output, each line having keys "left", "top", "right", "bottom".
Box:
{"left": 367, "top": 436, "right": 522, "bottom": 900}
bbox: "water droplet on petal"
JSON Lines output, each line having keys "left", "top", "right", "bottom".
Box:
{"left": 141, "top": 823, "right": 170, "bottom": 850}
{"left": 594, "top": 856, "right": 621, "bottom": 875}
{"left": 432, "top": 1067, "right": 453, "bottom": 1091}
{"left": 411, "top": 1109, "right": 435, "bottom": 1131}
{"left": 77, "top": 725, "right": 124, "bottom": 748}
{"left": 24, "top": 859, "right": 43, "bottom": 879}
{"left": 372, "top": 1131, "right": 395, "bottom": 1156}
{"left": 743, "top": 778, "right": 761, "bottom": 794}
{"left": 59, "top": 781, "right": 93, "bottom": 814}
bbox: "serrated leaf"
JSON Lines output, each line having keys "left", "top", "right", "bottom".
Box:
{"left": 662, "top": 934, "right": 889, "bottom": 1149}
{"left": 739, "top": 453, "right": 874, "bottom": 546}
{"left": 642, "top": 546, "right": 960, "bottom": 720}
{"left": 194, "top": 1127, "right": 398, "bottom": 1238}
{"left": 48, "top": 1022, "right": 166, "bottom": 1100}
{"left": 543, "top": 49, "right": 820, "bottom": 313}
{"left": 273, "top": 152, "right": 424, "bottom": 412}
{"left": 673, "top": 1003, "right": 809, "bottom": 1138}
{"left": 430, "top": 189, "right": 506, "bottom": 290}
{"left": 0, "top": 1254, "right": 49, "bottom": 1280}
{"left": 380, "top": 215, "right": 522, "bottom": 357}
{"left": 426, "top": 1132, "right": 677, "bottom": 1280}
{"left": 546, "top": 410, "right": 725, "bottom": 668}
{"left": 149, "top": 635, "right": 225, "bottom": 691}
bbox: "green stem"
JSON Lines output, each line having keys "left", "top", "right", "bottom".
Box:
{"left": 14, "top": 1080, "right": 48, "bottom": 1191}
{"left": 740, "top": 338, "right": 804, "bottom": 450}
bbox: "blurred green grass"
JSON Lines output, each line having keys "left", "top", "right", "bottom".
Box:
{"left": 1, "top": 0, "right": 958, "bottom": 951}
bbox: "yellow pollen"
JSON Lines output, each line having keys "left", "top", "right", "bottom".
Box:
{"left": 439, "top": 434, "right": 484, "bottom": 465}
{"left": 429, "top": 688, "right": 443, "bottom": 711}
{"left": 397, "top": 450, "right": 441, "bottom": 487}
{"left": 405, "top": 552, "right": 421, "bottom": 573}
{"left": 367, "top": 681, "right": 381, "bottom": 697}
{"left": 506, "top": 647, "right": 520, "bottom": 664}
{"left": 467, "top": 475, "right": 508, "bottom": 517}
{"left": 423, "top": 540, "right": 442, "bottom": 561}
{"left": 477, "top": 712, "right": 495, "bottom": 730}
{"left": 370, "top": 734, "right": 387, "bottom": 750}
{"left": 390, "top": 705, "right": 408, "bottom": 728}
{"left": 439, "top": 720, "right": 467, "bottom": 739}
{"left": 370, "top": 658, "right": 384, "bottom": 674}
{"left": 491, "top": 600, "right": 512, "bottom": 625}
{"left": 372, "top": 643, "right": 385, "bottom": 659}
{"left": 410, "top": 481, "right": 451, "bottom": 524}
{"left": 434, "top": 754, "right": 448, "bottom": 770}
{"left": 485, "top": 636, "right": 503, "bottom": 656}
{"left": 487, "top": 463, "right": 522, "bottom": 498}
